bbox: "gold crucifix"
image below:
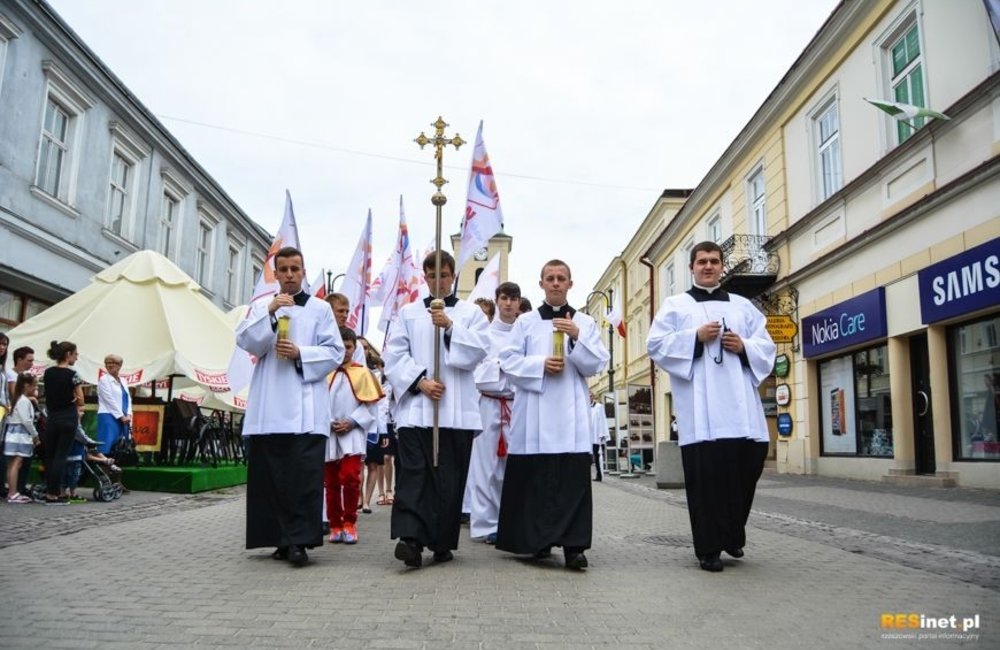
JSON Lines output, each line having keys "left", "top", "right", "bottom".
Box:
{"left": 414, "top": 116, "right": 465, "bottom": 467}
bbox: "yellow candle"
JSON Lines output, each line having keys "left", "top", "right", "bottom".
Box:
{"left": 553, "top": 329, "right": 565, "bottom": 358}
{"left": 276, "top": 315, "right": 290, "bottom": 359}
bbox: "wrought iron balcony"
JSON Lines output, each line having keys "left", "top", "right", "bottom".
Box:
{"left": 719, "top": 234, "right": 779, "bottom": 299}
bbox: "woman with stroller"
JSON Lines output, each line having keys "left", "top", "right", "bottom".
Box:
{"left": 42, "top": 341, "right": 84, "bottom": 505}
{"left": 4, "top": 373, "right": 41, "bottom": 503}
{"left": 96, "top": 354, "right": 131, "bottom": 456}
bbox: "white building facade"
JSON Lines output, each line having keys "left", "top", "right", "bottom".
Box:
{"left": 0, "top": 0, "right": 271, "bottom": 333}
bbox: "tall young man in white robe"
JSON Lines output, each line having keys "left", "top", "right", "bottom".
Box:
{"left": 466, "top": 282, "right": 521, "bottom": 544}
{"left": 236, "top": 247, "right": 344, "bottom": 567}
{"left": 497, "top": 260, "right": 609, "bottom": 570}
{"left": 646, "top": 241, "right": 775, "bottom": 573}
{"left": 383, "top": 251, "right": 490, "bottom": 568}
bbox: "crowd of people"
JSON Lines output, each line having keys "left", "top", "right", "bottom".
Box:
{"left": 237, "top": 241, "right": 775, "bottom": 574}
{"left": 2, "top": 239, "right": 776, "bottom": 576}
{"left": 0, "top": 334, "right": 128, "bottom": 506}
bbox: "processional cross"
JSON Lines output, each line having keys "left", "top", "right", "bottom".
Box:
{"left": 414, "top": 117, "right": 465, "bottom": 466}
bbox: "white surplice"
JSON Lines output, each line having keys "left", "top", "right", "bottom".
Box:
{"left": 236, "top": 295, "right": 344, "bottom": 436}
{"left": 383, "top": 299, "right": 490, "bottom": 431}
{"left": 646, "top": 291, "right": 775, "bottom": 446}
{"left": 499, "top": 308, "right": 609, "bottom": 454}
{"left": 326, "top": 367, "right": 378, "bottom": 461}
{"left": 465, "top": 317, "right": 516, "bottom": 538}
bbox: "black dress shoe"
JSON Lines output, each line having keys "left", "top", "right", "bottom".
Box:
{"left": 698, "top": 553, "right": 724, "bottom": 572}
{"left": 593, "top": 476, "right": 602, "bottom": 482}
{"left": 565, "top": 551, "right": 588, "bottom": 570}
{"left": 725, "top": 547, "right": 744, "bottom": 558}
{"left": 287, "top": 546, "right": 308, "bottom": 567}
{"left": 322, "top": 522, "right": 331, "bottom": 536}
{"left": 532, "top": 547, "right": 553, "bottom": 559}
{"left": 433, "top": 550, "right": 454, "bottom": 563}
{"left": 394, "top": 540, "right": 423, "bottom": 568}
{"left": 271, "top": 546, "right": 289, "bottom": 561}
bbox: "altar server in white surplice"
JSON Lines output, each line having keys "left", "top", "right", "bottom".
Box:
{"left": 383, "top": 251, "right": 490, "bottom": 569}
{"left": 236, "top": 247, "right": 344, "bottom": 567}
{"left": 466, "top": 281, "right": 522, "bottom": 544}
{"left": 496, "top": 259, "right": 609, "bottom": 570}
{"left": 646, "top": 240, "right": 775, "bottom": 573}
{"left": 590, "top": 394, "right": 609, "bottom": 482}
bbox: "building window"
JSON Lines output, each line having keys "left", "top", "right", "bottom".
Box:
{"left": 950, "top": 314, "right": 1000, "bottom": 461}
{"left": 226, "top": 240, "right": 244, "bottom": 305}
{"left": 197, "top": 220, "right": 214, "bottom": 286}
{"left": 0, "top": 14, "right": 23, "bottom": 99}
{"left": 707, "top": 214, "right": 722, "bottom": 243}
{"left": 104, "top": 123, "right": 149, "bottom": 241}
{"left": 37, "top": 98, "right": 69, "bottom": 197}
{"left": 661, "top": 261, "right": 676, "bottom": 301}
{"left": 747, "top": 167, "right": 766, "bottom": 236}
{"left": 815, "top": 100, "right": 843, "bottom": 201}
{"left": 251, "top": 257, "right": 264, "bottom": 296}
{"left": 106, "top": 152, "right": 131, "bottom": 236}
{"left": 682, "top": 239, "right": 695, "bottom": 288}
{"left": 0, "top": 288, "right": 50, "bottom": 332}
{"left": 819, "top": 344, "right": 893, "bottom": 457}
{"left": 159, "top": 192, "right": 179, "bottom": 258}
{"left": 890, "top": 23, "right": 925, "bottom": 144}
{"left": 33, "top": 62, "right": 94, "bottom": 206}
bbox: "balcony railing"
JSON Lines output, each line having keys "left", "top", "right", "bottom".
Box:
{"left": 719, "top": 234, "right": 779, "bottom": 298}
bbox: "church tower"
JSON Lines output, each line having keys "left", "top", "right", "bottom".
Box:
{"left": 451, "top": 229, "right": 513, "bottom": 300}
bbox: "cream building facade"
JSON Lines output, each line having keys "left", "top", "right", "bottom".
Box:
{"left": 593, "top": 0, "right": 1000, "bottom": 489}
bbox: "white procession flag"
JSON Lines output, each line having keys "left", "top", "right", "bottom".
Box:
{"left": 377, "top": 197, "right": 424, "bottom": 332}
{"left": 456, "top": 121, "right": 504, "bottom": 272}
{"left": 343, "top": 210, "right": 373, "bottom": 335}
{"left": 228, "top": 190, "right": 302, "bottom": 392}
{"left": 467, "top": 253, "right": 501, "bottom": 304}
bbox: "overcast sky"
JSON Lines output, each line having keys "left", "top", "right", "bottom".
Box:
{"left": 49, "top": 0, "right": 836, "bottom": 320}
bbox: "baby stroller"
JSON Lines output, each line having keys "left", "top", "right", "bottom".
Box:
{"left": 30, "top": 428, "right": 125, "bottom": 502}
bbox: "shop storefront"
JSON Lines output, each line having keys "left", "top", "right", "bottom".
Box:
{"left": 803, "top": 289, "right": 892, "bottom": 460}
{"left": 918, "top": 237, "right": 1000, "bottom": 466}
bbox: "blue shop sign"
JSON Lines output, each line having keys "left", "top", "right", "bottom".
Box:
{"left": 777, "top": 413, "right": 793, "bottom": 436}
{"left": 918, "top": 238, "right": 1000, "bottom": 324}
{"left": 802, "top": 288, "right": 887, "bottom": 358}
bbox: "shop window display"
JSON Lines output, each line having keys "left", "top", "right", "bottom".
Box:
{"left": 819, "top": 344, "right": 892, "bottom": 457}
{"left": 951, "top": 315, "right": 1000, "bottom": 461}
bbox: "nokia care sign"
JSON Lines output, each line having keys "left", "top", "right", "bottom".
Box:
{"left": 802, "top": 288, "right": 887, "bottom": 358}
{"left": 918, "top": 238, "right": 1000, "bottom": 324}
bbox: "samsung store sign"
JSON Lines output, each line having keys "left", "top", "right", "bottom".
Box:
{"left": 802, "top": 288, "right": 887, "bottom": 358}
{"left": 918, "top": 238, "right": 1000, "bottom": 324}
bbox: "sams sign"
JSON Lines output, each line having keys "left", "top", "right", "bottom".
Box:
{"left": 802, "top": 288, "right": 887, "bottom": 358}
{"left": 918, "top": 238, "right": 1000, "bottom": 324}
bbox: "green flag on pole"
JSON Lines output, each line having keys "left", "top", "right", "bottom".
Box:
{"left": 864, "top": 98, "right": 950, "bottom": 122}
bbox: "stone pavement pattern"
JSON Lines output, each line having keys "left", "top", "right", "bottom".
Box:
{"left": 0, "top": 473, "right": 997, "bottom": 650}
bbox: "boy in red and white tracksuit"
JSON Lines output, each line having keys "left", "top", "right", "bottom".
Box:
{"left": 325, "top": 327, "right": 383, "bottom": 544}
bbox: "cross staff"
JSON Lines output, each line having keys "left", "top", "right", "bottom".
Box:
{"left": 414, "top": 116, "right": 465, "bottom": 467}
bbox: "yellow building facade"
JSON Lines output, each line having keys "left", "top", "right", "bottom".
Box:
{"left": 593, "top": 0, "right": 1000, "bottom": 488}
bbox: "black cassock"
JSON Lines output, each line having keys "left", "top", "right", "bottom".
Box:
{"left": 246, "top": 434, "right": 326, "bottom": 550}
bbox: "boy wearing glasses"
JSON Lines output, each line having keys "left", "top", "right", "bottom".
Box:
{"left": 383, "top": 251, "right": 490, "bottom": 568}
{"left": 646, "top": 241, "right": 775, "bottom": 573}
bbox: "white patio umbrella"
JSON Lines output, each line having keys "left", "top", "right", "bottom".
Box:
{"left": 7, "top": 250, "right": 236, "bottom": 392}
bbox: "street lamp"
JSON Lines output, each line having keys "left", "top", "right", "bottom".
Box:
{"left": 327, "top": 272, "right": 345, "bottom": 294}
